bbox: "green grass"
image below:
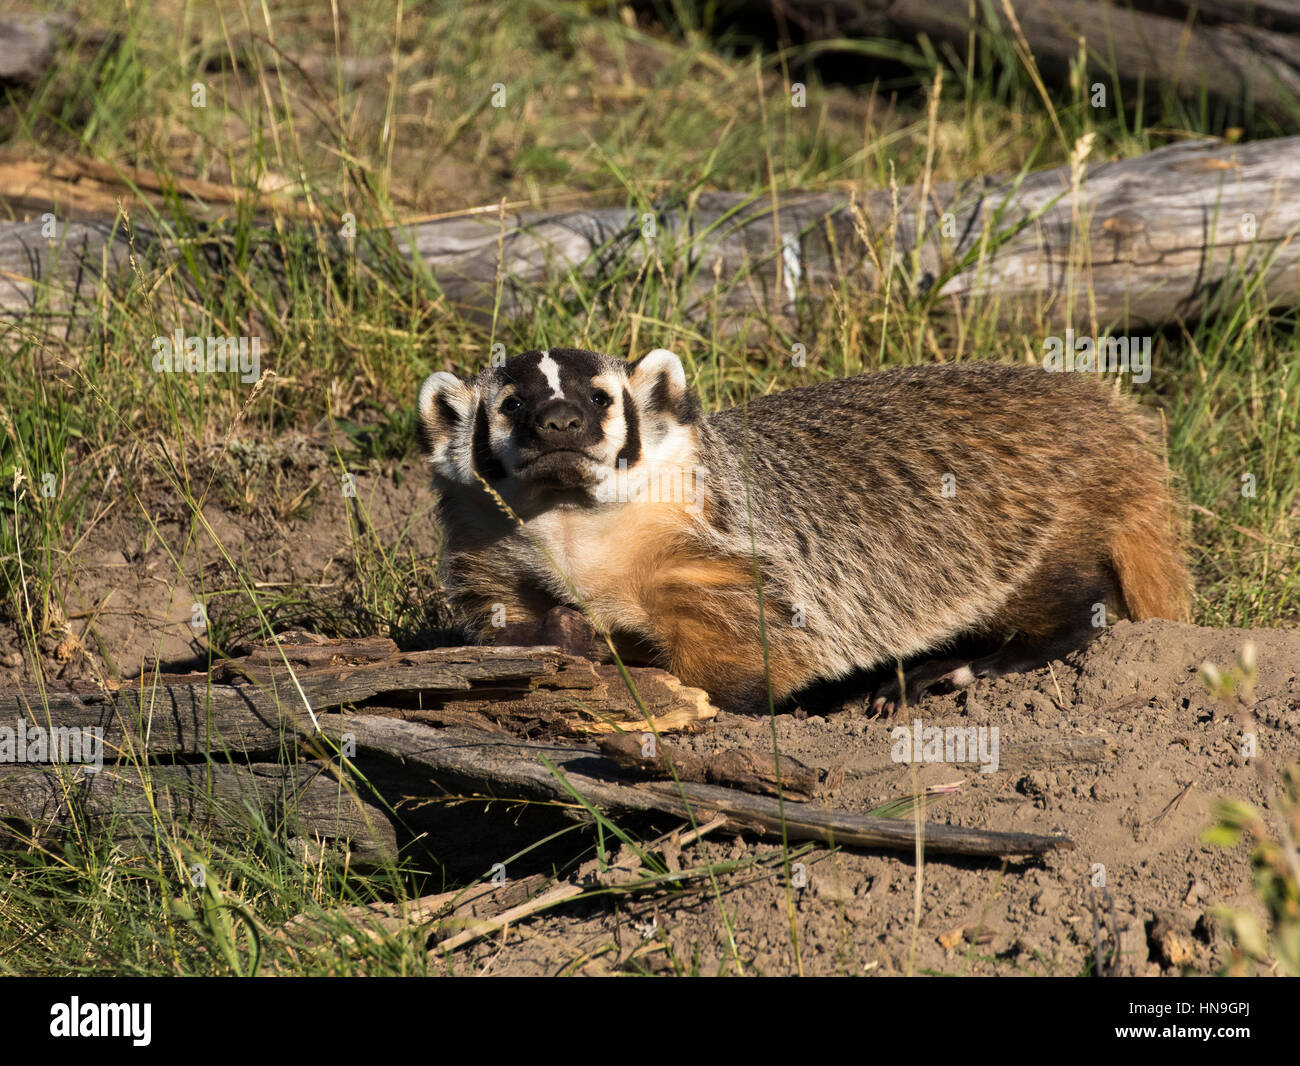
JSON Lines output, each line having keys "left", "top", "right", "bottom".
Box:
{"left": 0, "top": 0, "right": 1297, "bottom": 976}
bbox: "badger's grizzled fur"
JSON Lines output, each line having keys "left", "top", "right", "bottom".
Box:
{"left": 417, "top": 348, "right": 1190, "bottom": 714}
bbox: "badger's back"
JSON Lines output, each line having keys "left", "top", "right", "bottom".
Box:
{"left": 701, "top": 362, "right": 1187, "bottom": 670}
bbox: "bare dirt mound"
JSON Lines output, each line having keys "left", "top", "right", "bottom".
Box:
{"left": 457, "top": 620, "right": 1300, "bottom": 976}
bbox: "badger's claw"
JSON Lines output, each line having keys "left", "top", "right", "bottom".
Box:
{"left": 868, "top": 658, "right": 976, "bottom": 716}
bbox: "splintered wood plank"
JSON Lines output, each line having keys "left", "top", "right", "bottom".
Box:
{"left": 0, "top": 644, "right": 716, "bottom": 755}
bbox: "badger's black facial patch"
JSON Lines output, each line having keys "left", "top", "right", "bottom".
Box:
{"left": 416, "top": 393, "right": 462, "bottom": 457}
{"left": 491, "top": 350, "right": 614, "bottom": 476}
{"left": 649, "top": 374, "right": 673, "bottom": 414}
{"left": 471, "top": 402, "right": 507, "bottom": 482}
{"left": 617, "top": 387, "right": 641, "bottom": 465}
{"left": 500, "top": 348, "right": 607, "bottom": 408}
{"left": 646, "top": 370, "right": 702, "bottom": 424}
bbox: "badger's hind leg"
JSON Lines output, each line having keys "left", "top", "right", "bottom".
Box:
{"left": 870, "top": 552, "right": 1120, "bottom": 714}
{"left": 867, "top": 653, "right": 985, "bottom": 715}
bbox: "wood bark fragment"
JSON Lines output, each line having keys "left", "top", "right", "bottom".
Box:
{"left": 0, "top": 642, "right": 716, "bottom": 757}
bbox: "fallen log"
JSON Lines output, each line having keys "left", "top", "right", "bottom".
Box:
{"left": 0, "top": 633, "right": 1069, "bottom": 863}
{"left": 0, "top": 712, "right": 1071, "bottom": 863}
{"left": 0, "top": 759, "right": 398, "bottom": 865}
{"left": 756, "top": 0, "right": 1300, "bottom": 115}
{"left": 3, "top": 136, "right": 1298, "bottom": 337}
{"left": 0, "top": 682, "right": 1071, "bottom": 863}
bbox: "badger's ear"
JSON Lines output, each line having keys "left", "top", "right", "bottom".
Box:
{"left": 417, "top": 371, "right": 474, "bottom": 464}
{"left": 628, "top": 348, "right": 699, "bottom": 423}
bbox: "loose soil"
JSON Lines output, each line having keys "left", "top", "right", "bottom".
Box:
{"left": 4, "top": 443, "right": 1297, "bottom": 976}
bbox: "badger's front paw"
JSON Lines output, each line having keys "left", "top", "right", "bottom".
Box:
{"left": 491, "top": 606, "right": 612, "bottom": 661}
{"left": 538, "top": 606, "right": 612, "bottom": 660}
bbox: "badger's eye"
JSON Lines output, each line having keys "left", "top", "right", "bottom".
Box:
{"left": 500, "top": 395, "right": 522, "bottom": 414}
{"left": 590, "top": 389, "right": 613, "bottom": 409}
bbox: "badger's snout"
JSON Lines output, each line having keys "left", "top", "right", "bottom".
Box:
{"left": 531, "top": 399, "right": 588, "bottom": 446}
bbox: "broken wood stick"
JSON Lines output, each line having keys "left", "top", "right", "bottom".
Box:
{"left": 280, "top": 816, "right": 730, "bottom": 960}
{"left": 281, "top": 872, "right": 555, "bottom": 955}
{"left": 432, "top": 816, "right": 727, "bottom": 954}
{"left": 336, "top": 716, "right": 1073, "bottom": 858}
{"left": 598, "top": 732, "right": 824, "bottom": 799}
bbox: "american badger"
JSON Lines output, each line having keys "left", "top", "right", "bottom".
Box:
{"left": 417, "top": 348, "right": 1190, "bottom": 714}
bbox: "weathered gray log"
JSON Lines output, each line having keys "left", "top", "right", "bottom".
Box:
{"left": 0, "top": 15, "right": 71, "bottom": 86}
{"left": 763, "top": 0, "right": 1300, "bottom": 114}
{"left": 0, "top": 705, "right": 1071, "bottom": 860}
{"left": 3, "top": 136, "right": 1297, "bottom": 336}
{"left": 0, "top": 759, "right": 397, "bottom": 865}
{"left": 336, "top": 715, "right": 1074, "bottom": 857}
{"left": 380, "top": 135, "right": 1300, "bottom": 329}
{"left": 0, "top": 643, "right": 716, "bottom": 756}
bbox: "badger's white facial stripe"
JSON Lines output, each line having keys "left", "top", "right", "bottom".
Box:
{"left": 537, "top": 352, "right": 564, "bottom": 398}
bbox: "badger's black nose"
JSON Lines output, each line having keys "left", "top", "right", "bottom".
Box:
{"left": 534, "top": 399, "right": 585, "bottom": 440}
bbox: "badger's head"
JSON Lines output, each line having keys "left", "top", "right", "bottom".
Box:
{"left": 417, "top": 347, "right": 702, "bottom": 501}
